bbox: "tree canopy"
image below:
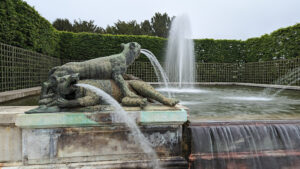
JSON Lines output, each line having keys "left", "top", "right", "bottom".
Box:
{"left": 52, "top": 12, "right": 172, "bottom": 38}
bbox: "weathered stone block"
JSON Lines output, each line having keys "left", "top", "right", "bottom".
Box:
{"left": 21, "top": 125, "right": 184, "bottom": 165}
{"left": 16, "top": 109, "right": 188, "bottom": 167}
{"left": 0, "top": 126, "right": 22, "bottom": 163}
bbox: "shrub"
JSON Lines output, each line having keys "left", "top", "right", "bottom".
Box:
{"left": 194, "top": 39, "right": 245, "bottom": 63}
{"left": 1, "top": 0, "right": 299, "bottom": 63}
{"left": 58, "top": 32, "right": 166, "bottom": 61}
{"left": 0, "top": 0, "right": 59, "bottom": 56}
{"left": 194, "top": 23, "right": 300, "bottom": 63}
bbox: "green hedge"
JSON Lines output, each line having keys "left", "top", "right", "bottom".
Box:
{"left": 58, "top": 32, "right": 166, "bottom": 61}
{"left": 194, "top": 39, "right": 245, "bottom": 63}
{"left": 1, "top": 0, "right": 300, "bottom": 63}
{"left": 57, "top": 23, "right": 300, "bottom": 62}
{"left": 194, "top": 24, "right": 300, "bottom": 63}
{"left": 244, "top": 24, "right": 300, "bottom": 62}
{"left": 0, "top": 0, "right": 59, "bottom": 56}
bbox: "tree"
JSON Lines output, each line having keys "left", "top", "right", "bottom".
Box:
{"left": 72, "top": 19, "right": 98, "bottom": 33}
{"left": 105, "top": 25, "right": 115, "bottom": 34}
{"left": 52, "top": 18, "right": 73, "bottom": 31}
{"left": 110, "top": 20, "right": 141, "bottom": 35}
{"left": 51, "top": 12, "right": 173, "bottom": 37}
{"left": 140, "top": 20, "right": 152, "bottom": 35}
{"left": 151, "top": 12, "right": 171, "bottom": 38}
{"left": 95, "top": 27, "right": 106, "bottom": 34}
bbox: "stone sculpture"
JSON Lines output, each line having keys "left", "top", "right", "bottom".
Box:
{"left": 27, "top": 42, "right": 178, "bottom": 113}
{"left": 41, "top": 42, "right": 141, "bottom": 100}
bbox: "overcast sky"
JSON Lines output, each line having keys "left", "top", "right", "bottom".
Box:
{"left": 24, "top": 0, "right": 300, "bottom": 40}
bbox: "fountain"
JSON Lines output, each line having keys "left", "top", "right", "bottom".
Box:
{"left": 7, "top": 42, "right": 188, "bottom": 168}
{"left": 263, "top": 67, "right": 300, "bottom": 96}
{"left": 165, "top": 14, "right": 195, "bottom": 88}
{"left": 0, "top": 29, "right": 299, "bottom": 169}
{"left": 221, "top": 67, "right": 300, "bottom": 102}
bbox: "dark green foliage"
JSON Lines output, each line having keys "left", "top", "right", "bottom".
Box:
{"left": 194, "top": 39, "right": 245, "bottom": 63}
{"left": 1, "top": 0, "right": 300, "bottom": 63}
{"left": 194, "top": 23, "right": 300, "bottom": 63}
{"left": 52, "top": 13, "right": 172, "bottom": 38}
{"left": 52, "top": 18, "right": 73, "bottom": 32}
{"left": 151, "top": 12, "right": 171, "bottom": 38}
{"left": 106, "top": 20, "right": 142, "bottom": 35}
{"left": 53, "top": 18, "right": 105, "bottom": 33}
{"left": 140, "top": 20, "right": 152, "bottom": 35}
{"left": 0, "top": 0, "right": 59, "bottom": 56}
{"left": 72, "top": 19, "right": 99, "bottom": 33}
{"left": 95, "top": 27, "right": 106, "bottom": 34}
{"left": 58, "top": 32, "right": 166, "bottom": 61}
{"left": 105, "top": 25, "right": 115, "bottom": 34}
{"left": 244, "top": 24, "right": 300, "bottom": 62}
{"left": 0, "top": 0, "right": 166, "bottom": 61}
{"left": 102, "top": 13, "right": 172, "bottom": 37}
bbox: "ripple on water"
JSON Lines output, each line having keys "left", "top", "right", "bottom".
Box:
{"left": 222, "top": 96, "right": 273, "bottom": 101}
{"left": 180, "top": 101, "right": 202, "bottom": 105}
{"left": 156, "top": 87, "right": 210, "bottom": 94}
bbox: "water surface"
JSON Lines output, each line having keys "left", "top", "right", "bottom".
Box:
{"left": 158, "top": 85, "right": 300, "bottom": 121}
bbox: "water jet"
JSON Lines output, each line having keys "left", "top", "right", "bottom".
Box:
{"left": 165, "top": 14, "right": 195, "bottom": 89}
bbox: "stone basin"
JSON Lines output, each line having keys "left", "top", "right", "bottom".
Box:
{"left": 0, "top": 105, "right": 188, "bottom": 169}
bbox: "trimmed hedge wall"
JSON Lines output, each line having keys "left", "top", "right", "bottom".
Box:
{"left": 58, "top": 23, "right": 300, "bottom": 62}
{"left": 1, "top": 0, "right": 300, "bottom": 63}
{"left": 195, "top": 23, "right": 300, "bottom": 63}
{"left": 194, "top": 39, "right": 245, "bottom": 63}
{"left": 244, "top": 24, "right": 300, "bottom": 62}
{"left": 0, "top": 0, "right": 59, "bottom": 56}
{"left": 58, "top": 32, "right": 166, "bottom": 61}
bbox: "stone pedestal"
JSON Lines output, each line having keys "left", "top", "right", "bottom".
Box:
{"left": 1, "top": 105, "right": 188, "bottom": 168}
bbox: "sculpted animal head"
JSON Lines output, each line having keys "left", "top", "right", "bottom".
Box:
{"left": 53, "top": 73, "right": 79, "bottom": 96}
{"left": 121, "top": 42, "right": 141, "bottom": 66}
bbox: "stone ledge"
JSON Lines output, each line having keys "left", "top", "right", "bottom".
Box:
{"left": 0, "top": 105, "right": 188, "bottom": 126}
{"left": 235, "top": 82, "right": 300, "bottom": 90}
{"left": 150, "top": 82, "right": 300, "bottom": 90}
{"left": 15, "top": 109, "right": 188, "bottom": 128}
{"left": 0, "top": 106, "right": 37, "bottom": 125}
{"left": 1, "top": 157, "right": 187, "bottom": 168}
{"left": 0, "top": 87, "right": 41, "bottom": 103}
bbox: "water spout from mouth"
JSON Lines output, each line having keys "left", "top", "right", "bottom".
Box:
{"left": 141, "top": 49, "right": 172, "bottom": 98}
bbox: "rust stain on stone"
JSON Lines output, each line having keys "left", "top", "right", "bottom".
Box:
{"left": 58, "top": 127, "right": 131, "bottom": 151}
